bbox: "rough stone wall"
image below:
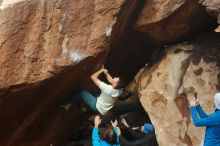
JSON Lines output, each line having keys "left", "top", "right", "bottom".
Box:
{"left": 136, "top": 0, "right": 217, "bottom": 44}
{"left": 132, "top": 33, "right": 220, "bottom": 146}
{"left": 0, "top": 0, "right": 124, "bottom": 88}
{"left": 0, "top": 0, "right": 127, "bottom": 145}
{"left": 0, "top": 0, "right": 219, "bottom": 145}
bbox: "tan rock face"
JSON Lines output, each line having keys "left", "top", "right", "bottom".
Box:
{"left": 136, "top": 0, "right": 217, "bottom": 44}
{"left": 134, "top": 33, "right": 220, "bottom": 146}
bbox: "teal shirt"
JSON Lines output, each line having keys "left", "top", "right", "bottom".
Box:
{"left": 190, "top": 105, "right": 220, "bottom": 146}
{"left": 92, "top": 128, "right": 120, "bottom": 146}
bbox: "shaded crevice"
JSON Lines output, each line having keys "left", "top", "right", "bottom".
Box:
{"left": 190, "top": 33, "right": 220, "bottom": 66}
{"left": 105, "top": 0, "right": 157, "bottom": 84}
{"left": 106, "top": 29, "right": 157, "bottom": 84}
{"left": 190, "top": 33, "right": 220, "bottom": 91}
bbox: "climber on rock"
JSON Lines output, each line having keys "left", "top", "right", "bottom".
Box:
{"left": 190, "top": 92, "right": 220, "bottom": 146}
{"left": 60, "top": 65, "right": 124, "bottom": 116}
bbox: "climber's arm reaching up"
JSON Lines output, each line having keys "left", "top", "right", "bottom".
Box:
{"left": 103, "top": 69, "right": 114, "bottom": 84}
{"left": 90, "top": 68, "right": 106, "bottom": 86}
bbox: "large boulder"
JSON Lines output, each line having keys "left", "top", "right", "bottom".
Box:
{"left": 0, "top": 0, "right": 126, "bottom": 89}
{"left": 132, "top": 33, "right": 220, "bottom": 145}
{"left": 135, "top": 0, "right": 217, "bottom": 44}
{"left": 0, "top": 0, "right": 129, "bottom": 145}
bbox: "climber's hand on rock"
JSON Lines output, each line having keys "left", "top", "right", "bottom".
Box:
{"left": 103, "top": 69, "right": 108, "bottom": 74}
{"left": 101, "top": 64, "right": 105, "bottom": 69}
{"left": 100, "top": 65, "right": 108, "bottom": 74}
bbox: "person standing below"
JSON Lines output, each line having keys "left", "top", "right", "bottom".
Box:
{"left": 190, "top": 92, "right": 220, "bottom": 146}
{"left": 61, "top": 66, "right": 123, "bottom": 115}
{"left": 119, "top": 118, "right": 155, "bottom": 146}
{"left": 61, "top": 116, "right": 121, "bottom": 146}
{"left": 92, "top": 116, "right": 121, "bottom": 146}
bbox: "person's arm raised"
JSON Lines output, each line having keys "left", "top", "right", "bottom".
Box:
{"left": 90, "top": 68, "right": 105, "bottom": 86}
{"left": 196, "top": 102, "right": 208, "bottom": 118}
{"left": 103, "top": 69, "right": 113, "bottom": 84}
{"left": 121, "top": 118, "right": 129, "bottom": 128}
{"left": 92, "top": 116, "right": 102, "bottom": 146}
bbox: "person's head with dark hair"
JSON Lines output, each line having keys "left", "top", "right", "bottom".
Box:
{"left": 92, "top": 116, "right": 120, "bottom": 146}
{"left": 111, "top": 77, "right": 125, "bottom": 89}
{"left": 103, "top": 127, "right": 118, "bottom": 144}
